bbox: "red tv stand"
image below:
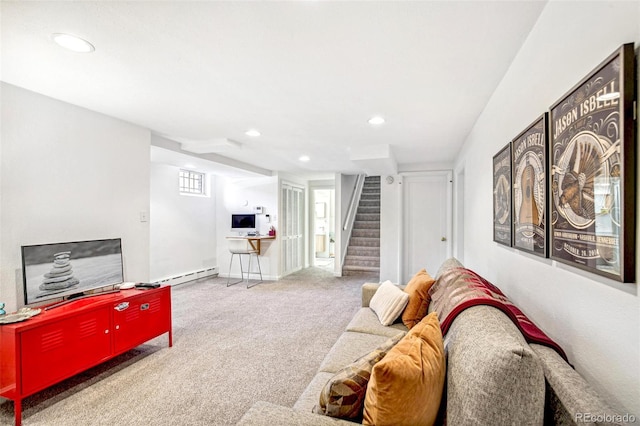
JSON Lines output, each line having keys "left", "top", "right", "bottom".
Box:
{"left": 0, "top": 286, "right": 172, "bottom": 426}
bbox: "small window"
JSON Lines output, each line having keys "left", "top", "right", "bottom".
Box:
{"left": 179, "top": 169, "right": 205, "bottom": 195}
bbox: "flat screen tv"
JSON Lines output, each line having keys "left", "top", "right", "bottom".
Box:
{"left": 21, "top": 238, "right": 124, "bottom": 305}
{"left": 231, "top": 213, "right": 256, "bottom": 233}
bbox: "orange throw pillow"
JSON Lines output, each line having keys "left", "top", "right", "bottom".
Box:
{"left": 401, "top": 269, "right": 436, "bottom": 329}
{"left": 363, "top": 312, "right": 445, "bottom": 426}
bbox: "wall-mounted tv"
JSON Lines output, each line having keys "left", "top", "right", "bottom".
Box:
{"left": 231, "top": 213, "right": 256, "bottom": 233}
{"left": 21, "top": 238, "right": 124, "bottom": 305}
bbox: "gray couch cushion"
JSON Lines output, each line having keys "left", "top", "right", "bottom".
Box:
{"left": 293, "top": 372, "right": 334, "bottom": 414}
{"left": 345, "top": 307, "right": 408, "bottom": 338}
{"left": 530, "top": 344, "right": 623, "bottom": 426}
{"left": 238, "top": 401, "right": 354, "bottom": 426}
{"left": 445, "top": 305, "right": 545, "bottom": 425}
{"left": 317, "top": 331, "right": 390, "bottom": 374}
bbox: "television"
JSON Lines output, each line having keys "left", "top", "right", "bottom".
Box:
{"left": 231, "top": 213, "right": 256, "bottom": 234}
{"left": 21, "top": 238, "right": 124, "bottom": 305}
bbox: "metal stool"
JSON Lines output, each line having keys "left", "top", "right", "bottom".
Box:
{"left": 227, "top": 240, "right": 263, "bottom": 288}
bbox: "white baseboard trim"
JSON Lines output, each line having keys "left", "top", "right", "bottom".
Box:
{"left": 222, "top": 272, "right": 279, "bottom": 281}
{"left": 153, "top": 267, "right": 218, "bottom": 286}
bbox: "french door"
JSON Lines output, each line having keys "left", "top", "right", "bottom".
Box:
{"left": 281, "top": 183, "right": 305, "bottom": 276}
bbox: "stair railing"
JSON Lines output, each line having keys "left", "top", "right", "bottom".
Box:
{"left": 341, "top": 174, "right": 366, "bottom": 268}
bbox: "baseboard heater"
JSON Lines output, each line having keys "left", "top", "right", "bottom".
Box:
{"left": 153, "top": 267, "right": 218, "bottom": 286}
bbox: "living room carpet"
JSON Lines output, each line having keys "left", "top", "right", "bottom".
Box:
{"left": 0, "top": 268, "right": 367, "bottom": 425}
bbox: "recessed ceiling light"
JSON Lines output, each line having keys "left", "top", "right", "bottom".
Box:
{"left": 299, "top": 155, "right": 310, "bottom": 162}
{"left": 51, "top": 33, "right": 95, "bottom": 53}
{"left": 368, "top": 116, "right": 385, "bottom": 125}
{"left": 596, "top": 92, "right": 620, "bottom": 101}
{"left": 245, "top": 129, "right": 261, "bottom": 137}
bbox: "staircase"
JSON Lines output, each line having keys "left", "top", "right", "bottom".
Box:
{"left": 342, "top": 176, "right": 380, "bottom": 279}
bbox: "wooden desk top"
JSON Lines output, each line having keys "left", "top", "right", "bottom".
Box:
{"left": 225, "top": 235, "right": 276, "bottom": 240}
{"left": 225, "top": 235, "right": 275, "bottom": 255}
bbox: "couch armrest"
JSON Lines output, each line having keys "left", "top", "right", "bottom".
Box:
{"left": 530, "top": 344, "right": 623, "bottom": 426}
{"left": 361, "top": 283, "right": 381, "bottom": 307}
{"left": 237, "top": 401, "right": 354, "bottom": 426}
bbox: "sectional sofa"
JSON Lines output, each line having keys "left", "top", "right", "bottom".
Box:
{"left": 238, "top": 258, "right": 622, "bottom": 425}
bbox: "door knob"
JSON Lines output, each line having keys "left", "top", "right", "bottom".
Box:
{"left": 441, "top": 237, "right": 447, "bottom": 242}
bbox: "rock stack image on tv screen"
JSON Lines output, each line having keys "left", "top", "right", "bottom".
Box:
{"left": 22, "top": 238, "right": 124, "bottom": 305}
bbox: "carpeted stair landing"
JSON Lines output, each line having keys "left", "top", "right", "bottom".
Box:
{"left": 0, "top": 269, "right": 366, "bottom": 426}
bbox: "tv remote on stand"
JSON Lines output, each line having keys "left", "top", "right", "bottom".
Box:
{"left": 135, "top": 283, "right": 160, "bottom": 289}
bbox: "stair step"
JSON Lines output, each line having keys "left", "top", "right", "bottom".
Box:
{"left": 342, "top": 265, "right": 380, "bottom": 273}
{"left": 352, "top": 229, "right": 380, "bottom": 238}
{"left": 342, "top": 270, "right": 380, "bottom": 278}
{"left": 357, "top": 206, "right": 380, "bottom": 214}
{"left": 353, "top": 221, "right": 379, "bottom": 230}
{"left": 355, "top": 213, "right": 380, "bottom": 222}
{"left": 345, "top": 256, "right": 380, "bottom": 267}
{"left": 343, "top": 271, "right": 380, "bottom": 278}
{"left": 362, "top": 187, "right": 380, "bottom": 194}
{"left": 358, "top": 199, "right": 380, "bottom": 207}
{"left": 347, "top": 246, "right": 380, "bottom": 256}
{"left": 349, "top": 237, "right": 380, "bottom": 247}
{"left": 360, "top": 193, "right": 380, "bottom": 200}
{"left": 365, "top": 176, "right": 381, "bottom": 182}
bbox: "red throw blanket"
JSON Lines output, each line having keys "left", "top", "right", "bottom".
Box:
{"left": 430, "top": 267, "right": 567, "bottom": 361}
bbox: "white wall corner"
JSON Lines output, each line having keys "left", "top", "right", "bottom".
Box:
{"left": 350, "top": 144, "right": 398, "bottom": 175}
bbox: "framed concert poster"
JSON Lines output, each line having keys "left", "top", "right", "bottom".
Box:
{"left": 549, "top": 43, "right": 636, "bottom": 283}
{"left": 493, "top": 143, "right": 512, "bottom": 246}
{"left": 512, "top": 114, "right": 548, "bottom": 257}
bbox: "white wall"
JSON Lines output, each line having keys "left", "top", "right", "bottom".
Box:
{"left": 0, "top": 83, "right": 4, "bottom": 310}
{"left": 150, "top": 163, "right": 216, "bottom": 281}
{"left": 455, "top": 2, "right": 639, "bottom": 415}
{"left": 380, "top": 174, "right": 401, "bottom": 282}
{"left": 216, "top": 175, "right": 280, "bottom": 279}
{"left": 0, "top": 83, "right": 151, "bottom": 311}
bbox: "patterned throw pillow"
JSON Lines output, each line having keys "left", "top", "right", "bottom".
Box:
{"left": 313, "top": 333, "right": 404, "bottom": 419}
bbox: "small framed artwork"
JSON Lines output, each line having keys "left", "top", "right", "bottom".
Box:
{"left": 512, "top": 114, "right": 548, "bottom": 257}
{"left": 493, "top": 143, "right": 512, "bottom": 246}
{"left": 549, "top": 43, "right": 636, "bottom": 282}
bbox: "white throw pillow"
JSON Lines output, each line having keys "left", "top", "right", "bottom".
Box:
{"left": 369, "top": 281, "right": 410, "bottom": 326}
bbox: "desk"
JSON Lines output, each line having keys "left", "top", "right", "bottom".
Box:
{"left": 226, "top": 235, "right": 275, "bottom": 255}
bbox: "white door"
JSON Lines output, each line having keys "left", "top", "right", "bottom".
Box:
{"left": 282, "top": 183, "right": 305, "bottom": 276}
{"left": 402, "top": 172, "right": 452, "bottom": 281}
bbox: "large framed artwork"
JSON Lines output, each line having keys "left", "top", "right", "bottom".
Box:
{"left": 512, "top": 114, "right": 548, "bottom": 257}
{"left": 549, "top": 43, "right": 636, "bottom": 282}
{"left": 493, "top": 143, "right": 512, "bottom": 246}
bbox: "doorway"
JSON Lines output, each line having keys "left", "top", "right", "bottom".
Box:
{"left": 281, "top": 182, "right": 305, "bottom": 276}
{"left": 402, "top": 172, "right": 452, "bottom": 281}
{"left": 312, "top": 188, "right": 335, "bottom": 271}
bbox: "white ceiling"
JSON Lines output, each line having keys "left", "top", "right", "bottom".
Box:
{"left": 1, "top": 1, "right": 547, "bottom": 178}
